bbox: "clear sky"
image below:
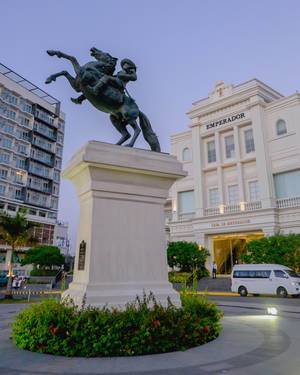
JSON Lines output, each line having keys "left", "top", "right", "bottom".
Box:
{"left": 1, "top": 0, "right": 300, "bottom": 253}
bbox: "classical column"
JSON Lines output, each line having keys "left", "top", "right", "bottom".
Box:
{"left": 249, "top": 98, "right": 276, "bottom": 209}
{"left": 62, "top": 141, "right": 186, "bottom": 309}
{"left": 234, "top": 126, "right": 245, "bottom": 202}
{"left": 191, "top": 125, "right": 204, "bottom": 217}
{"left": 215, "top": 131, "right": 224, "bottom": 205}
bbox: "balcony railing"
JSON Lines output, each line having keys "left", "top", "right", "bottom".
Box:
{"left": 178, "top": 212, "right": 195, "bottom": 221}
{"left": 276, "top": 196, "right": 300, "bottom": 209}
{"left": 27, "top": 183, "right": 52, "bottom": 194}
{"left": 33, "top": 123, "right": 57, "bottom": 141}
{"left": 204, "top": 201, "right": 262, "bottom": 216}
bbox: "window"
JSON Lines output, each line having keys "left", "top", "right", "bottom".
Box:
{"left": 53, "top": 170, "right": 60, "bottom": 182}
{"left": 0, "top": 169, "right": 8, "bottom": 179}
{"left": 0, "top": 185, "right": 6, "bottom": 195}
{"left": 209, "top": 188, "right": 219, "bottom": 207}
{"left": 244, "top": 129, "right": 255, "bottom": 153}
{"left": 15, "top": 189, "right": 22, "bottom": 199}
{"left": 207, "top": 140, "right": 216, "bottom": 163}
{"left": 17, "top": 144, "right": 27, "bottom": 155}
{"left": 233, "top": 270, "right": 271, "bottom": 278}
{"left": 182, "top": 147, "right": 191, "bottom": 162}
{"left": 0, "top": 153, "right": 10, "bottom": 164}
{"left": 276, "top": 119, "right": 287, "bottom": 136}
{"left": 248, "top": 180, "right": 260, "bottom": 202}
{"left": 16, "top": 158, "right": 26, "bottom": 169}
{"left": 228, "top": 184, "right": 239, "bottom": 205}
{"left": 274, "top": 169, "right": 300, "bottom": 198}
{"left": 19, "top": 116, "right": 30, "bottom": 127}
{"left": 224, "top": 135, "right": 235, "bottom": 159}
{"left": 178, "top": 190, "right": 195, "bottom": 214}
{"left": 2, "top": 138, "right": 12, "bottom": 149}
{"left": 274, "top": 270, "right": 287, "bottom": 278}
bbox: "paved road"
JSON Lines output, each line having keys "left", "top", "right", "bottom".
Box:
{"left": 1, "top": 297, "right": 300, "bottom": 374}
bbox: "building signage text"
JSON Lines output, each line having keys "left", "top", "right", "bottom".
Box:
{"left": 206, "top": 112, "right": 245, "bottom": 130}
{"left": 211, "top": 219, "right": 251, "bottom": 228}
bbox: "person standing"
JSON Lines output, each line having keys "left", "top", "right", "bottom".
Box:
{"left": 212, "top": 261, "right": 217, "bottom": 279}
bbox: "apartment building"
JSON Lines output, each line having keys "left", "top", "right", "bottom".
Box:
{"left": 167, "top": 79, "right": 300, "bottom": 274}
{"left": 0, "top": 63, "right": 65, "bottom": 275}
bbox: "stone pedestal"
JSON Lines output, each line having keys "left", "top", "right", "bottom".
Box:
{"left": 62, "top": 141, "right": 186, "bottom": 309}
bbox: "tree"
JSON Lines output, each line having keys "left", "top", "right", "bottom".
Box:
{"left": 22, "top": 245, "right": 64, "bottom": 271}
{"left": 167, "top": 241, "right": 210, "bottom": 273}
{"left": 0, "top": 209, "right": 36, "bottom": 298}
{"left": 241, "top": 234, "right": 300, "bottom": 271}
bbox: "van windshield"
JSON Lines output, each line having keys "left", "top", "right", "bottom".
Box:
{"left": 285, "top": 270, "right": 300, "bottom": 278}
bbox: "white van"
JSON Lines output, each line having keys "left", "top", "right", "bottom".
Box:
{"left": 231, "top": 264, "right": 300, "bottom": 297}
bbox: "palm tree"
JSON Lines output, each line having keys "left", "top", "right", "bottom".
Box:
{"left": 0, "top": 209, "right": 37, "bottom": 299}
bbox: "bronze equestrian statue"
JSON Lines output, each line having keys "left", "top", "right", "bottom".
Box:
{"left": 45, "top": 47, "right": 161, "bottom": 152}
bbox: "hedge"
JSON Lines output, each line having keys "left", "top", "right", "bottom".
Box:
{"left": 12, "top": 293, "right": 222, "bottom": 357}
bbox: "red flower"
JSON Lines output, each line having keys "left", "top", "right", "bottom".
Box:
{"left": 49, "top": 324, "right": 60, "bottom": 336}
{"left": 202, "top": 326, "right": 209, "bottom": 333}
{"left": 151, "top": 319, "right": 161, "bottom": 328}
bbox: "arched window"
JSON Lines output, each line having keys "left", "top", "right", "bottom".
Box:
{"left": 182, "top": 147, "right": 191, "bottom": 161}
{"left": 276, "top": 119, "right": 287, "bottom": 136}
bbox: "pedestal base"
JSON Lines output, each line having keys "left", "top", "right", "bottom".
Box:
{"left": 62, "top": 281, "right": 181, "bottom": 309}
{"left": 62, "top": 142, "right": 186, "bottom": 309}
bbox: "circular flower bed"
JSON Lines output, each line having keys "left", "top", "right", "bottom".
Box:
{"left": 12, "top": 293, "right": 222, "bottom": 357}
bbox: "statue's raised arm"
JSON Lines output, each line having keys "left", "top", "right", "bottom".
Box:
{"left": 45, "top": 47, "right": 160, "bottom": 152}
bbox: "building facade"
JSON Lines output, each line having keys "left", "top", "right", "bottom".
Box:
{"left": 54, "top": 221, "right": 70, "bottom": 256}
{"left": 167, "top": 79, "right": 300, "bottom": 274}
{"left": 0, "top": 63, "right": 65, "bottom": 275}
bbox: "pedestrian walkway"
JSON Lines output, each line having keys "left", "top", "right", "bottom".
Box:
{"left": 1, "top": 302, "right": 300, "bottom": 374}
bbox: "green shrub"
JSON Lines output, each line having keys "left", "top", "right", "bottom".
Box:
{"left": 30, "top": 269, "right": 57, "bottom": 276}
{"left": 168, "top": 272, "right": 191, "bottom": 283}
{"left": 167, "top": 241, "right": 210, "bottom": 273}
{"left": 241, "top": 234, "right": 300, "bottom": 271}
{"left": 12, "top": 293, "right": 222, "bottom": 357}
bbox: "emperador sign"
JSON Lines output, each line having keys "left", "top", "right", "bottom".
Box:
{"left": 206, "top": 112, "right": 246, "bottom": 130}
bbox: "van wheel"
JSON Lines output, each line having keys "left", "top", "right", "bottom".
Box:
{"left": 292, "top": 294, "right": 300, "bottom": 298}
{"left": 277, "top": 287, "right": 288, "bottom": 298}
{"left": 238, "top": 286, "right": 248, "bottom": 297}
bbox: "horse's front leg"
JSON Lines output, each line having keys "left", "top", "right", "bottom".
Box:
{"left": 47, "top": 50, "right": 80, "bottom": 75}
{"left": 45, "top": 71, "right": 80, "bottom": 92}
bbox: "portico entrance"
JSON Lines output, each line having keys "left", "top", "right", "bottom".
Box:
{"left": 213, "top": 232, "right": 263, "bottom": 274}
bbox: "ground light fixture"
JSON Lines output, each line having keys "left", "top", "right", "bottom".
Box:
{"left": 267, "top": 307, "right": 278, "bottom": 316}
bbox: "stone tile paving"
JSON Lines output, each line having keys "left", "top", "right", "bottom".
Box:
{"left": 1, "top": 303, "right": 299, "bottom": 374}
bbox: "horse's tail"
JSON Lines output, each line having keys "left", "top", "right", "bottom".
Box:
{"left": 138, "top": 111, "right": 161, "bottom": 152}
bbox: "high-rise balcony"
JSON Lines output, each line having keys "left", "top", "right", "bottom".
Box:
{"left": 33, "top": 123, "right": 57, "bottom": 141}
{"left": 30, "top": 153, "right": 54, "bottom": 167}
{"left": 27, "top": 183, "right": 52, "bottom": 194}
{"left": 32, "top": 137, "right": 55, "bottom": 153}
{"left": 28, "top": 164, "right": 53, "bottom": 179}
{"left": 25, "top": 195, "right": 51, "bottom": 208}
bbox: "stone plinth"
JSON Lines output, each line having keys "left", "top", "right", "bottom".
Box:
{"left": 62, "top": 141, "right": 186, "bottom": 309}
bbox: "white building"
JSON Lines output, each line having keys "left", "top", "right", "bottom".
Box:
{"left": 167, "top": 79, "right": 300, "bottom": 274}
{"left": 0, "top": 62, "right": 66, "bottom": 276}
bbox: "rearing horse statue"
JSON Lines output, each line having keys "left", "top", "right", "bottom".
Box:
{"left": 45, "top": 47, "right": 161, "bottom": 152}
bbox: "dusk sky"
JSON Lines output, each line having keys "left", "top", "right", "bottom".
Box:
{"left": 2, "top": 1, "right": 300, "bottom": 253}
